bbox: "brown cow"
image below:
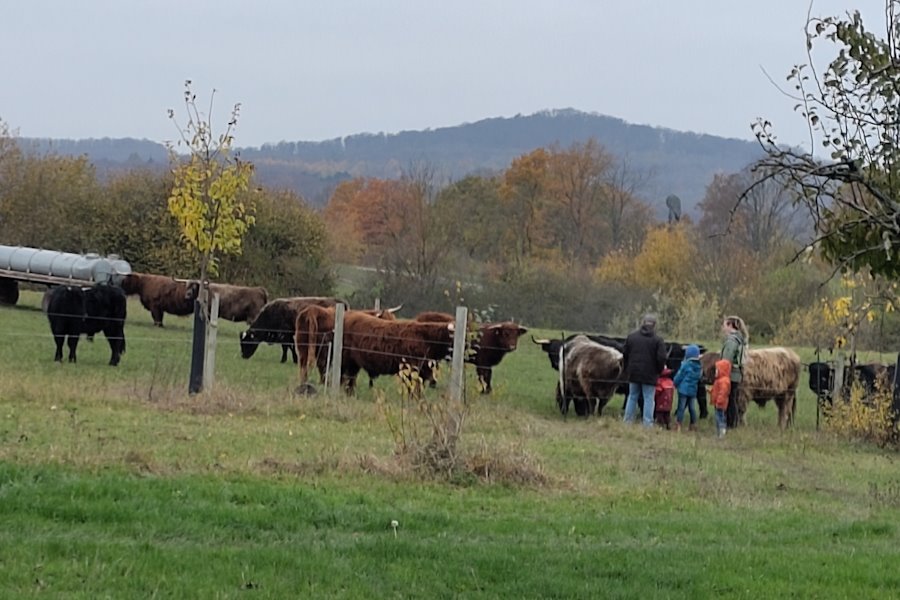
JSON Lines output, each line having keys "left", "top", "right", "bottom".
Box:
{"left": 340, "top": 312, "right": 454, "bottom": 394}
{"left": 470, "top": 322, "right": 528, "bottom": 394}
{"left": 120, "top": 272, "right": 194, "bottom": 327}
{"left": 241, "top": 297, "right": 349, "bottom": 363}
{"left": 701, "top": 347, "right": 801, "bottom": 428}
{"left": 413, "top": 312, "right": 526, "bottom": 393}
{"left": 293, "top": 305, "right": 401, "bottom": 390}
{"left": 187, "top": 282, "right": 268, "bottom": 323}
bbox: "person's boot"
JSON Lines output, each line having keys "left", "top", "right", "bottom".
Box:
{"left": 689, "top": 423, "right": 697, "bottom": 432}
{"left": 673, "top": 421, "right": 681, "bottom": 432}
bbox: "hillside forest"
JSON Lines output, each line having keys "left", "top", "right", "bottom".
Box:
{"left": 1, "top": 121, "right": 896, "bottom": 352}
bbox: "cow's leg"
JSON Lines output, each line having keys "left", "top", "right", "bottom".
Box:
{"left": 777, "top": 394, "right": 795, "bottom": 429}
{"left": 106, "top": 334, "right": 121, "bottom": 367}
{"left": 477, "top": 366, "right": 492, "bottom": 394}
{"left": 556, "top": 383, "right": 568, "bottom": 416}
{"left": 280, "top": 344, "right": 289, "bottom": 363}
{"left": 53, "top": 334, "right": 65, "bottom": 362}
{"left": 151, "top": 307, "right": 164, "bottom": 327}
{"left": 290, "top": 344, "right": 298, "bottom": 364}
{"left": 67, "top": 335, "right": 78, "bottom": 363}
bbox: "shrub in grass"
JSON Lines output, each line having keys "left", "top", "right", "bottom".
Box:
{"left": 825, "top": 382, "right": 897, "bottom": 447}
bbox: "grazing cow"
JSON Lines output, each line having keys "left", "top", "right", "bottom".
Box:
{"left": 120, "top": 272, "right": 193, "bottom": 327}
{"left": 339, "top": 312, "right": 454, "bottom": 394}
{"left": 701, "top": 347, "right": 801, "bottom": 428}
{"left": 293, "top": 305, "right": 401, "bottom": 389}
{"left": 533, "top": 333, "right": 708, "bottom": 416}
{"left": 240, "top": 297, "right": 350, "bottom": 363}
{"left": 554, "top": 335, "right": 624, "bottom": 417}
{"left": 186, "top": 282, "right": 268, "bottom": 323}
{"left": 46, "top": 284, "right": 126, "bottom": 366}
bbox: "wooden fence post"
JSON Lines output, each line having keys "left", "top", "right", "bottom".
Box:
{"left": 328, "top": 303, "right": 345, "bottom": 395}
{"left": 833, "top": 351, "right": 846, "bottom": 401}
{"left": 202, "top": 292, "right": 219, "bottom": 392}
{"left": 449, "top": 306, "right": 468, "bottom": 403}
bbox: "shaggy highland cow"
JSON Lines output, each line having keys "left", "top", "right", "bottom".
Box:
{"left": 701, "top": 347, "right": 801, "bottom": 428}
{"left": 241, "top": 297, "right": 350, "bottom": 363}
{"left": 187, "top": 282, "right": 268, "bottom": 324}
{"left": 120, "top": 273, "right": 194, "bottom": 327}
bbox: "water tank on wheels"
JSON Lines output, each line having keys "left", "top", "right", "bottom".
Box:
{"left": 0, "top": 244, "right": 132, "bottom": 306}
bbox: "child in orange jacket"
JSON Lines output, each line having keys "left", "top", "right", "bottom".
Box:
{"left": 711, "top": 358, "right": 732, "bottom": 438}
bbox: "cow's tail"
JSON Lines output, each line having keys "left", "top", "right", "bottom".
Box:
{"left": 303, "top": 313, "right": 319, "bottom": 385}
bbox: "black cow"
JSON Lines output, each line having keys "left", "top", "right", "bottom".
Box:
{"left": 240, "top": 297, "right": 351, "bottom": 363}
{"left": 808, "top": 360, "right": 898, "bottom": 402}
{"left": 533, "top": 333, "right": 708, "bottom": 417}
{"left": 46, "top": 284, "right": 127, "bottom": 366}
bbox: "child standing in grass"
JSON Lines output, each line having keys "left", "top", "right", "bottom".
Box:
{"left": 673, "top": 344, "right": 702, "bottom": 432}
{"left": 653, "top": 367, "right": 675, "bottom": 429}
{"left": 711, "top": 358, "right": 732, "bottom": 438}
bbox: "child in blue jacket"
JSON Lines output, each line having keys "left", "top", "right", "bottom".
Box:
{"left": 673, "top": 344, "right": 702, "bottom": 431}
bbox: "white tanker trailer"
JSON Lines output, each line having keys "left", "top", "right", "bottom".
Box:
{"left": 0, "top": 244, "right": 132, "bottom": 305}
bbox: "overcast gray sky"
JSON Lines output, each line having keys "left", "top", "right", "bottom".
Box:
{"left": 0, "top": 1, "right": 886, "bottom": 149}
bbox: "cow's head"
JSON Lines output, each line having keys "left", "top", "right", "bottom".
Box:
{"left": 482, "top": 322, "right": 528, "bottom": 352}
{"left": 699, "top": 351, "right": 720, "bottom": 384}
{"left": 373, "top": 304, "right": 403, "bottom": 320}
{"left": 239, "top": 329, "right": 261, "bottom": 359}
{"left": 808, "top": 361, "right": 833, "bottom": 397}
{"left": 119, "top": 273, "right": 139, "bottom": 295}
{"left": 532, "top": 335, "right": 565, "bottom": 370}
{"left": 184, "top": 280, "right": 200, "bottom": 301}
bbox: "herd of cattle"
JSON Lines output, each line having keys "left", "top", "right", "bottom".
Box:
{"left": 39, "top": 272, "right": 899, "bottom": 428}
{"left": 43, "top": 273, "right": 529, "bottom": 396}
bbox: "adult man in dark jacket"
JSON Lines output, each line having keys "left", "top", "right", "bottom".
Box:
{"left": 622, "top": 314, "right": 667, "bottom": 427}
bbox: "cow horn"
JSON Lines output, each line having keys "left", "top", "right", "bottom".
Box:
{"left": 532, "top": 335, "right": 550, "bottom": 345}
{"left": 386, "top": 304, "right": 403, "bottom": 314}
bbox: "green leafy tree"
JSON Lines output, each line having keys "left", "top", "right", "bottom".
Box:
{"left": 90, "top": 169, "right": 192, "bottom": 275}
{"left": 167, "top": 81, "right": 255, "bottom": 305}
{"left": 218, "top": 188, "right": 333, "bottom": 296}
{"left": 750, "top": 2, "right": 900, "bottom": 277}
{"left": 0, "top": 150, "right": 98, "bottom": 252}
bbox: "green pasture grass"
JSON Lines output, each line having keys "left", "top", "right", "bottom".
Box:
{"left": 2, "top": 290, "right": 900, "bottom": 596}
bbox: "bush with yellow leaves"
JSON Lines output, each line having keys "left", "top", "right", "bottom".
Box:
{"left": 824, "top": 381, "right": 898, "bottom": 448}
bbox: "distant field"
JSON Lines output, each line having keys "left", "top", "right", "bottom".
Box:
{"left": 1, "top": 290, "right": 899, "bottom": 597}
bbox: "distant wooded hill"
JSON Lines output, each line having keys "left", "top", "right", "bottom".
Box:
{"left": 21, "top": 108, "right": 761, "bottom": 214}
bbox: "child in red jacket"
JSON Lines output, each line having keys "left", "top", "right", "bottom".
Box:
{"left": 711, "top": 358, "right": 732, "bottom": 438}
{"left": 654, "top": 367, "right": 675, "bottom": 429}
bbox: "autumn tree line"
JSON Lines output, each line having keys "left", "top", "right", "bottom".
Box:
{"left": 2, "top": 119, "right": 898, "bottom": 350}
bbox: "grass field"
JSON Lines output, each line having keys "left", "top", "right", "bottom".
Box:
{"left": 1, "top": 289, "right": 900, "bottom": 597}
